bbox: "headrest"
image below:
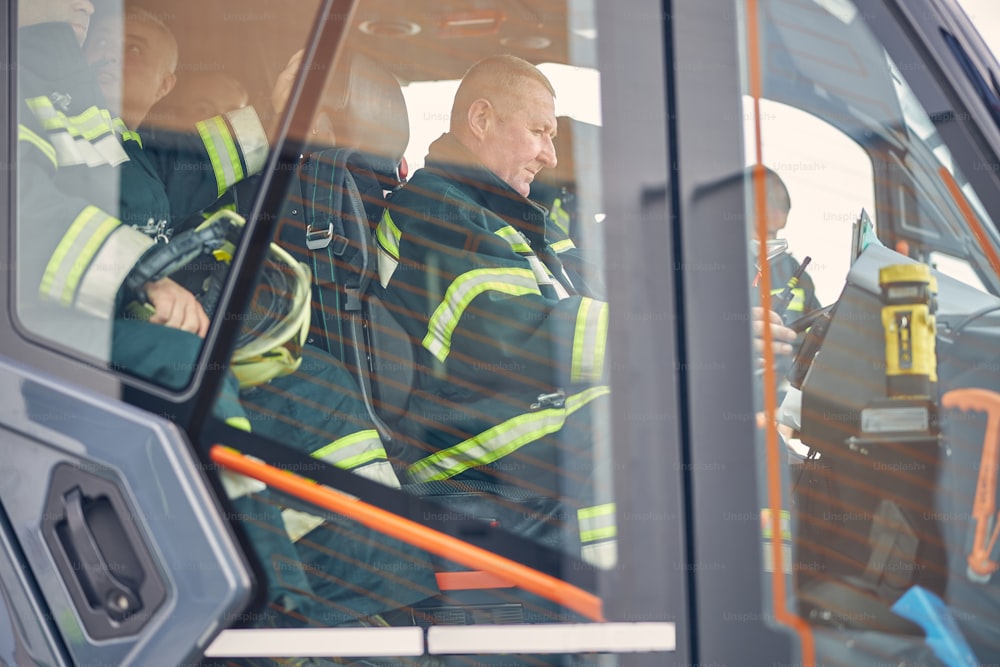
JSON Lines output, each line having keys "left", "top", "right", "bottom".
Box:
{"left": 319, "top": 52, "right": 409, "bottom": 170}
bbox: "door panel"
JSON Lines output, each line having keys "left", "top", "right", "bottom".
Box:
{"left": 0, "top": 357, "right": 252, "bottom": 666}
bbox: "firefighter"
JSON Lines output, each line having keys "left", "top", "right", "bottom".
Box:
{"left": 17, "top": 0, "right": 436, "bottom": 631}
{"left": 375, "top": 55, "right": 615, "bottom": 566}
{"left": 757, "top": 166, "right": 822, "bottom": 327}
{"left": 81, "top": 6, "right": 440, "bottom": 627}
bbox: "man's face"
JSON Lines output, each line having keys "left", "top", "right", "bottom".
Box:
{"left": 85, "top": 14, "right": 176, "bottom": 127}
{"left": 162, "top": 74, "right": 248, "bottom": 126}
{"left": 475, "top": 79, "right": 558, "bottom": 198}
{"left": 766, "top": 205, "right": 788, "bottom": 239}
{"left": 19, "top": 0, "right": 95, "bottom": 44}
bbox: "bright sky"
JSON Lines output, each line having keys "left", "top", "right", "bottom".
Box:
{"left": 957, "top": 0, "right": 1000, "bottom": 52}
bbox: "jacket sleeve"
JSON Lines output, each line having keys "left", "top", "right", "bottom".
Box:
{"left": 17, "top": 121, "right": 154, "bottom": 320}
{"left": 144, "top": 106, "right": 270, "bottom": 221}
{"left": 378, "top": 188, "right": 608, "bottom": 394}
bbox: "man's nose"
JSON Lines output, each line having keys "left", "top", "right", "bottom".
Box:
{"left": 540, "top": 136, "right": 558, "bottom": 168}
{"left": 75, "top": 0, "right": 96, "bottom": 16}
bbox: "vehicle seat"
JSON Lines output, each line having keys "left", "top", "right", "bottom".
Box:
{"left": 275, "top": 53, "right": 555, "bottom": 611}
{"left": 274, "top": 51, "right": 413, "bottom": 441}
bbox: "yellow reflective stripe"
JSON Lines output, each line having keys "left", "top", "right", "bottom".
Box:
{"left": 312, "top": 429, "right": 384, "bottom": 470}
{"left": 219, "top": 115, "right": 244, "bottom": 184}
{"left": 407, "top": 385, "right": 610, "bottom": 483}
{"left": 337, "top": 448, "right": 388, "bottom": 471}
{"left": 570, "top": 297, "right": 608, "bottom": 383}
{"left": 376, "top": 210, "right": 401, "bottom": 259}
{"left": 760, "top": 508, "right": 791, "bottom": 540}
{"left": 422, "top": 268, "right": 541, "bottom": 363}
{"left": 226, "top": 417, "right": 253, "bottom": 432}
{"left": 549, "top": 198, "right": 571, "bottom": 235}
{"left": 18, "top": 124, "right": 57, "bottom": 166}
{"left": 120, "top": 129, "right": 142, "bottom": 147}
{"left": 494, "top": 225, "right": 531, "bottom": 253}
{"left": 579, "top": 503, "right": 617, "bottom": 543}
{"left": 41, "top": 206, "right": 119, "bottom": 304}
{"left": 768, "top": 286, "right": 806, "bottom": 312}
{"left": 581, "top": 526, "right": 617, "bottom": 542}
{"left": 578, "top": 503, "right": 616, "bottom": 520}
{"left": 75, "top": 225, "right": 153, "bottom": 318}
{"left": 225, "top": 106, "right": 269, "bottom": 176}
{"left": 68, "top": 106, "right": 113, "bottom": 141}
{"left": 26, "top": 98, "right": 117, "bottom": 141}
{"left": 550, "top": 238, "right": 575, "bottom": 253}
{"left": 197, "top": 116, "right": 239, "bottom": 197}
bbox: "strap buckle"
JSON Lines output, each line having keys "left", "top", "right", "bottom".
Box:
{"left": 531, "top": 390, "right": 566, "bottom": 410}
{"left": 306, "top": 222, "right": 333, "bottom": 250}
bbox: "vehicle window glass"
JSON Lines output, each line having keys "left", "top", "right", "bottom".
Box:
{"left": 199, "top": 0, "right": 675, "bottom": 660}
{"left": 741, "top": 0, "right": 1000, "bottom": 663}
{"left": 930, "top": 251, "right": 987, "bottom": 290}
{"left": 13, "top": 0, "right": 316, "bottom": 390}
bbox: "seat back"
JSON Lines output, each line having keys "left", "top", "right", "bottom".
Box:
{"left": 275, "top": 51, "right": 417, "bottom": 442}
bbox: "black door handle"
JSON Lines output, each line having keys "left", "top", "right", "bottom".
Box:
{"left": 63, "top": 487, "right": 142, "bottom": 622}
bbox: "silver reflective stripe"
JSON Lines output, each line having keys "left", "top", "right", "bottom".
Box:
{"left": 220, "top": 470, "right": 267, "bottom": 500}
{"left": 73, "top": 135, "right": 106, "bottom": 167}
{"left": 92, "top": 133, "right": 129, "bottom": 166}
{"left": 311, "top": 429, "right": 381, "bottom": 465}
{"left": 407, "top": 385, "right": 610, "bottom": 483}
{"left": 581, "top": 540, "right": 618, "bottom": 568}
{"left": 571, "top": 297, "right": 608, "bottom": 383}
{"left": 75, "top": 226, "right": 154, "bottom": 318}
{"left": 353, "top": 460, "right": 402, "bottom": 489}
{"left": 41, "top": 206, "right": 116, "bottom": 305}
{"left": 376, "top": 211, "right": 401, "bottom": 258}
{"left": 527, "top": 254, "right": 569, "bottom": 299}
{"left": 197, "top": 115, "right": 240, "bottom": 196}
{"left": 49, "top": 130, "right": 86, "bottom": 166}
{"left": 378, "top": 247, "right": 399, "bottom": 287}
{"left": 578, "top": 503, "right": 616, "bottom": 543}
{"left": 226, "top": 106, "right": 268, "bottom": 176}
{"left": 69, "top": 107, "right": 113, "bottom": 140}
{"left": 26, "top": 97, "right": 125, "bottom": 167}
{"left": 494, "top": 225, "right": 531, "bottom": 253}
{"left": 282, "top": 508, "right": 326, "bottom": 542}
{"left": 422, "top": 268, "right": 540, "bottom": 363}
{"left": 376, "top": 212, "right": 403, "bottom": 286}
{"left": 550, "top": 237, "right": 575, "bottom": 253}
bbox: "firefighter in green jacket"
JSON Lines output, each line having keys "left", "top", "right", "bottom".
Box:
{"left": 376, "top": 55, "right": 615, "bottom": 566}
{"left": 81, "top": 7, "right": 439, "bottom": 627}
{"left": 17, "top": 1, "right": 436, "bottom": 631}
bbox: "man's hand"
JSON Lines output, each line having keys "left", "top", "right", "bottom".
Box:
{"left": 145, "top": 277, "right": 210, "bottom": 338}
{"left": 272, "top": 49, "right": 304, "bottom": 115}
{"left": 751, "top": 306, "right": 796, "bottom": 365}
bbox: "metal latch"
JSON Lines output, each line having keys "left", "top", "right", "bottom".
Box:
{"left": 306, "top": 222, "right": 334, "bottom": 250}
{"left": 531, "top": 390, "right": 566, "bottom": 410}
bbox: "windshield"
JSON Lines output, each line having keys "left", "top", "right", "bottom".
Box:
{"left": 739, "top": 0, "right": 1000, "bottom": 663}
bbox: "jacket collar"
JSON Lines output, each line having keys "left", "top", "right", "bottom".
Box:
{"left": 19, "top": 23, "right": 90, "bottom": 83}
{"left": 423, "top": 133, "right": 550, "bottom": 245}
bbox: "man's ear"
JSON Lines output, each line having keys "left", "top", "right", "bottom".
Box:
{"left": 155, "top": 72, "right": 177, "bottom": 104}
{"left": 467, "top": 98, "right": 493, "bottom": 141}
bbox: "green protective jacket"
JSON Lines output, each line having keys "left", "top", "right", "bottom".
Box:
{"left": 16, "top": 22, "right": 155, "bottom": 341}
{"left": 118, "top": 123, "right": 438, "bottom": 623}
{"left": 120, "top": 114, "right": 268, "bottom": 239}
{"left": 18, "top": 22, "right": 435, "bottom": 625}
{"left": 376, "top": 133, "right": 615, "bottom": 563}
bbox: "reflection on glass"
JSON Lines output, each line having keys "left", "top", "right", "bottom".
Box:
{"left": 742, "top": 0, "right": 1000, "bottom": 663}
